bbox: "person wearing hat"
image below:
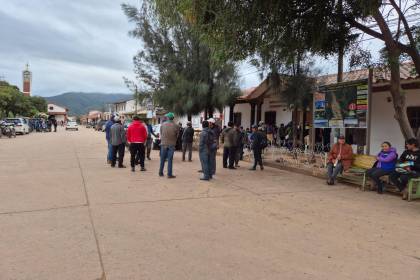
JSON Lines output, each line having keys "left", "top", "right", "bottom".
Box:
{"left": 326, "top": 135, "right": 353, "bottom": 185}
{"left": 110, "top": 115, "right": 127, "bottom": 168}
{"left": 207, "top": 118, "right": 220, "bottom": 176}
{"left": 159, "top": 112, "right": 179, "bottom": 178}
{"left": 221, "top": 121, "right": 238, "bottom": 169}
{"left": 249, "top": 124, "right": 265, "bottom": 170}
{"left": 182, "top": 121, "right": 195, "bottom": 162}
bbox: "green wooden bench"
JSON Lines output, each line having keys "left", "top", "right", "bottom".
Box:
{"left": 338, "top": 154, "right": 376, "bottom": 190}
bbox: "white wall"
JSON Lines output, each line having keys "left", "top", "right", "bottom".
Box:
{"left": 370, "top": 89, "right": 420, "bottom": 155}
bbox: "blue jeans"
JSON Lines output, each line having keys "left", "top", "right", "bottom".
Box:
{"left": 159, "top": 145, "right": 175, "bottom": 176}
{"left": 107, "top": 140, "right": 112, "bottom": 161}
{"left": 199, "top": 150, "right": 211, "bottom": 179}
{"left": 209, "top": 149, "right": 217, "bottom": 175}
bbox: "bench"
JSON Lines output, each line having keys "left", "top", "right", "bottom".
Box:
{"left": 337, "top": 154, "right": 376, "bottom": 189}
{"left": 342, "top": 154, "right": 420, "bottom": 201}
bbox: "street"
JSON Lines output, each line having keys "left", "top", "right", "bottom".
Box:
{"left": 0, "top": 127, "right": 419, "bottom": 280}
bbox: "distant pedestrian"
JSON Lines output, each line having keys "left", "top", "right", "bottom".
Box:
{"left": 127, "top": 116, "right": 148, "bottom": 172}
{"left": 234, "top": 125, "right": 246, "bottom": 167}
{"left": 176, "top": 122, "right": 183, "bottom": 151}
{"left": 105, "top": 115, "right": 115, "bottom": 164}
{"left": 182, "top": 121, "right": 194, "bottom": 162}
{"left": 249, "top": 125, "right": 266, "bottom": 171}
{"left": 159, "top": 112, "right": 179, "bottom": 178}
{"left": 145, "top": 120, "right": 157, "bottom": 160}
{"left": 199, "top": 120, "right": 213, "bottom": 181}
{"left": 110, "top": 116, "right": 127, "bottom": 168}
{"left": 221, "top": 121, "right": 237, "bottom": 169}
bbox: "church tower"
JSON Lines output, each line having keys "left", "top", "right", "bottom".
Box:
{"left": 22, "top": 63, "right": 32, "bottom": 96}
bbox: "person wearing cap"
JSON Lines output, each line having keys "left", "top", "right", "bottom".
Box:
{"left": 207, "top": 118, "right": 220, "bottom": 176}
{"left": 326, "top": 135, "right": 353, "bottom": 185}
{"left": 182, "top": 121, "right": 194, "bottom": 162}
{"left": 127, "top": 115, "right": 148, "bottom": 172}
{"left": 159, "top": 112, "right": 179, "bottom": 178}
{"left": 105, "top": 115, "right": 115, "bottom": 164}
{"left": 249, "top": 124, "right": 265, "bottom": 170}
{"left": 110, "top": 116, "right": 127, "bottom": 168}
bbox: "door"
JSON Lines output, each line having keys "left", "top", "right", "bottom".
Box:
{"left": 264, "top": 111, "right": 276, "bottom": 126}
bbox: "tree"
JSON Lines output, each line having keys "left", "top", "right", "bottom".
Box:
{"left": 122, "top": 1, "right": 240, "bottom": 120}
{"left": 0, "top": 81, "right": 47, "bottom": 118}
{"left": 172, "top": 0, "right": 420, "bottom": 140}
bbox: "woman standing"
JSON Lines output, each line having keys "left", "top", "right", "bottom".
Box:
{"left": 366, "top": 142, "right": 397, "bottom": 194}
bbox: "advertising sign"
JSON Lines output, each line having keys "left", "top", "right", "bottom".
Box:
{"left": 314, "top": 80, "right": 368, "bottom": 128}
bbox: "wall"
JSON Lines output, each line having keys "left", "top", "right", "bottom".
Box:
{"left": 369, "top": 89, "right": 420, "bottom": 155}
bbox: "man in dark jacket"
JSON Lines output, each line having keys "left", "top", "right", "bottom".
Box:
{"left": 105, "top": 115, "right": 115, "bottom": 164}
{"left": 145, "top": 120, "right": 157, "bottom": 160}
{"left": 249, "top": 125, "right": 265, "bottom": 171}
{"left": 389, "top": 138, "right": 420, "bottom": 199}
{"left": 208, "top": 118, "right": 220, "bottom": 176}
{"left": 182, "top": 121, "right": 194, "bottom": 162}
{"left": 199, "top": 120, "right": 214, "bottom": 180}
{"left": 234, "top": 124, "right": 244, "bottom": 167}
{"left": 221, "top": 121, "right": 237, "bottom": 169}
{"left": 110, "top": 116, "right": 126, "bottom": 168}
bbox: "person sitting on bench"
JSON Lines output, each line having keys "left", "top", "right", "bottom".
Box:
{"left": 366, "top": 141, "right": 398, "bottom": 194}
{"left": 389, "top": 138, "right": 420, "bottom": 200}
{"left": 326, "top": 135, "right": 353, "bottom": 185}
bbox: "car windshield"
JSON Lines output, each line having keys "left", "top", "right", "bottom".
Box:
{"left": 6, "top": 119, "right": 21, "bottom": 124}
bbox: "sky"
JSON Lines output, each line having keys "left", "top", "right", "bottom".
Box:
{"left": 0, "top": 0, "right": 384, "bottom": 97}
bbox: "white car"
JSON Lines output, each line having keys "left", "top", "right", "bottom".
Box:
{"left": 5, "top": 118, "right": 30, "bottom": 135}
{"left": 66, "top": 121, "right": 79, "bottom": 131}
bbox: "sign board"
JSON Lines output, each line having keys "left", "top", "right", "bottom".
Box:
{"left": 314, "top": 80, "right": 368, "bottom": 128}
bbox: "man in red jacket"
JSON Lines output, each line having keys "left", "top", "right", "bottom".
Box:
{"left": 126, "top": 116, "right": 148, "bottom": 172}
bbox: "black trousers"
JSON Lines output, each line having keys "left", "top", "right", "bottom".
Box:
{"left": 389, "top": 171, "right": 419, "bottom": 191}
{"left": 366, "top": 168, "right": 392, "bottom": 192}
{"left": 223, "top": 147, "right": 237, "bottom": 168}
{"left": 112, "top": 144, "right": 125, "bottom": 167}
{"left": 130, "top": 143, "right": 145, "bottom": 168}
{"left": 253, "top": 148, "right": 263, "bottom": 168}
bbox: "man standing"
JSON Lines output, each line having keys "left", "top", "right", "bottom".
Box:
{"left": 221, "top": 121, "right": 237, "bottom": 169}
{"left": 105, "top": 115, "right": 115, "bottom": 164}
{"left": 234, "top": 124, "right": 244, "bottom": 168}
{"left": 182, "top": 121, "right": 194, "bottom": 162}
{"left": 176, "top": 122, "right": 184, "bottom": 151}
{"left": 208, "top": 118, "right": 220, "bottom": 176}
{"left": 326, "top": 135, "right": 353, "bottom": 185}
{"left": 110, "top": 116, "right": 126, "bottom": 168}
{"left": 249, "top": 125, "right": 265, "bottom": 171}
{"left": 159, "top": 112, "right": 179, "bottom": 178}
{"left": 145, "top": 120, "right": 157, "bottom": 160}
{"left": 199, "top": 120, "right": 213, "bottom": 181}
{"left": 278, "top": 123, "right": 286, "bottom": 146}
{"left": 127, "top": 116, "right": 148, "bottom": 172}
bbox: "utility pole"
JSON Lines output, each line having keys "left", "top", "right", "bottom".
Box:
{"left": 134, "top": 85, "right": 138, "bottom": 115}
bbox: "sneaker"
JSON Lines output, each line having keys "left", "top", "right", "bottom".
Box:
{"left": 107, "top": 160, "right": 112, "bottom": 164}
{"left": 118, "top": 165, "right": 126, "bottom": 168}
{"left": 158, "top": 173, "right": 164, "bottom": 177}
{"left": 131, "top": 167, "right": 135, "bottom": 172}
{"left": 167, "top": 175, "right": 176, "bottom": 179}
{"left": 197, "top": 170, "right": 203, "bottom": 173}
{"left": 228, "top": 167, "right": 236, "bottom": 170}
{"left": 249, "top": 168, "right": 256, "bottom": 171}
{"left": 141, "top": 167, "right": 146, "bottom": 171}
{"left": 260, "top": 166, "right": 264, "bottom": 170}
{"left": 188, "top": 160, "right": 192, "bottom": 162}
{"left": 147, "top": 157, "right": 151, "bottom": 160}
{"left": 200, "top": 177, "right": 210, "bottom": 181}
{"left": 111, "top": 165, "right": 115, "bottom": 168}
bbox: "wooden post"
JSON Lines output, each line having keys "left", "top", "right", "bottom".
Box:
{"left": 366, "top": 68, "right": 373, "bottom": 155}
{"left": 229, "top": 105, "right": 234, "bottom": 123}
{"left": 256, "top": 102, "right": 262, "bottom": 124}
{"left": 250, "top": 103, "right": 256, "bottom": 127}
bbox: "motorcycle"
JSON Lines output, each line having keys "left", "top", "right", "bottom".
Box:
{"left": 0, "top": 121, "right": 16, "bottom": 138}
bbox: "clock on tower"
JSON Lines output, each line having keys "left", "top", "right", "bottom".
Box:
{"left": 22, "top": 63, "right": 32, "bottom": 96}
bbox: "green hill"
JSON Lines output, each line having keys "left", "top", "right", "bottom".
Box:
{"left": 45, "top": 92, "right": 132, "bottom": 115}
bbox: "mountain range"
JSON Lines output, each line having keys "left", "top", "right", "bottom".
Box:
{"left": 45, "top": 92, "right": 132, "bottom": 115}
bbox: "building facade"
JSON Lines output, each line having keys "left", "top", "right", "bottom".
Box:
{"left": 47, "top": 103, "right": 68, "bottom": 123}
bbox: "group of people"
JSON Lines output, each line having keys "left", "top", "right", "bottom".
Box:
{"left": 104, "top": 112, "right": 269, "bottom": 181}
{"left": 326, "top": 136, "right": 420, "bottom": 199}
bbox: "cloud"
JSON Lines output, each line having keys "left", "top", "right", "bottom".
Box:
{"left": 0, "top": 0, "right": 140, "bottom": 96}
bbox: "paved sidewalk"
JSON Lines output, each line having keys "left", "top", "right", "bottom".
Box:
{"left": 0, "top": 127, "right": 419, "bottom": 280}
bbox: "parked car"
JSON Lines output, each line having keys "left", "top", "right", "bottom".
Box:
{"left": 66, "top": 121, "right": 79, "bottom": 131}
{"left": 95, "top": 120, "right": 107, "bottom": 131}
{"left": 5, "top": 118, "right": 30, "bottom": 135}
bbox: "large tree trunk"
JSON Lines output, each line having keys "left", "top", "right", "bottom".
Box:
{"left": 373, "top": 10, "right": 415, "bottom": 140}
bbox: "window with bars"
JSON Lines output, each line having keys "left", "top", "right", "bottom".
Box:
{"left": 407, "top": 107, "right": 420, "bottom": 134}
